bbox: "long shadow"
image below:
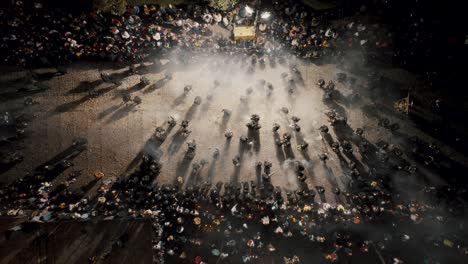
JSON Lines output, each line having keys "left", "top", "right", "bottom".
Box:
{"left": 297, "top": 180, "right": 310, "bottom": 194}
{"left": 361, "top": 104, "right": 382, "bottom": 120}
{"left": 354, "top": 137, "right": 382, "bottom": 167}
{"left": 108, "top": 69, "right": 132, "bottom": 84}
{"left": 0, "top": 132, "right": 19, "bottom": 146}
{"left": 187, "top": 163, "right": 207, "bottom": 187}
{"left": 295, "top": 131, "right": 304, "bottom": 142}
{"left": 143, "top": 78, "right": 169, "bottom": 94}
{"left": 322, "top": 164, "right": 340, "bottom": 189}
{"left": 0, "top": 162, "right": 17, "bottom": 175}
{"left": 238, "top": 138, "right": 247, "bottom": 156}
{"left": 321, "top": 131, "right": 334, "bottom": 146}
{"left": 336, "top": 152, "right": 353, "bottom": 172}
{"left": 230, "top": 142, "right": 246, "bottom": 183}
{"left": 79, "top": 178, "right": 100, "bottom": 197}
{"left": 324, "top": 99, "right": 348, "bottom": 120}
{"left": 206, "top": 158, "right": 218, "bottom": 184}
{"left": 332, "top": 121, "right": 355, "bottom": 142}
{"left": 286, "top": 91, "right": 298, "bottom": 105}
{"left": 122, "top": 125, "right": 170, "bottom": 175}
{"left": 145, "top": 61, "right": 166, "bottom": 74}
{"left": 112, "top": 82, "right": 146, "bottom": 99}
{"left": 273, "top": 132, "right": 285, "bottom": 164}
{"left": 0, "top": 75, "right": 31, "bottom": 88}
{"left": 283, "top": 145, "right": 295, "bottom": 160}
{"left": 223, "top": 140, "right": 231, "bottom": 153}
{"left": 97, "top": 105, "right": 120, "bottom": 120}
{"left": 67, "top": 80, "right": 103, "bottom": 94}
{"left": 299, "top": 149, "right": 311, "bottom": 161}
{"left": 174, "top": 153, "right": 194, "bottom": 185}
{"left": 247, "top": 129, "right": 261, "bottom": 153}
{"left": 185, "top": 165, "right": 198, "bottom": 187}
{"left": 409, "top": 112, "right": 468, "bottom": 154}
{"left": 41, "top": 157, "right": 83, "bottom": 183}
{"left": 123, "top": 153, "right": 145, "bottom": 178}
{"left": 343, "top": 151, "right": 367, "bottom": 174}
{"left": 171, "top": 93, "right": 187, "bottom": 107}
{"left": 49, "top": 176, "right": 99, "bottom": 205}
{"left": 184, "top": 104, "right": 199, "bottom": 121}
{"left": 98, "top": 157, "right": 161, "bottom": 210}
{"left": 317, "top": 190, "right": 327, "bottom": 203}
{"left": 167, "top": 130, "right": 187, "bottom": 156}
{"left": 105, "top": 104, "right": 137, "bottom": 124}
{"left": 45, "top": 176, "right": 98, "bottom": 209}
{"left": 0, "top": 88, "right": 45, "bottom": 103}
{"left": 234, "top": 100, "right": 250, "bottom": 122}
{"left": 218, "top": 114, "right": 231, "bottom": 133}
{"left": 7, "top": 142, "right": 87, "bottom": 202}
{"left": 35, "top": 143, "right": 86, "bottom": 171}
{"left": 255, "top": 165, "right": 262, "bottom": 186}
{"left": 331, "top": 89, "right": 352, "bottom": 108}
{"left": 199, "top": 96, "right": 213, "bottom": 115}
{"left": 295, "top": 131, "right": 311, "bottom": 161}
{"left": 51, "top": 85, "right": 115, "bottom": 116}
{"left": 150, "top": 124, "right": 174, "bottom": 150}
{"left": 32, "top": 71, "right": 63, "bottom": 81}
{"left": 231, "top": 166, "right": 242, "bottom": 184}
{"left": 292, "top": 71, "right": 305, "bottom": 87}
{"left": 52, "top": 96, "right": 90, "bottom": 114}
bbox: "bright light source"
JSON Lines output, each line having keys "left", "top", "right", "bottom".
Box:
{"left": 245, "top": 5, "right": 254, "bottom": 15}
{"left": 261, "top": 12, "right": 271, "bottom": 20}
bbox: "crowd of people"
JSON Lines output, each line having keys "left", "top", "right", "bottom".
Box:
{"left": 1, "top": 63, "right": 467, "bottom": 263}
{"left": 1, "top": 0, "right": 467, "bottom": 264}
{"left": 1, "top": 0, "right": 394, "bottom": 67}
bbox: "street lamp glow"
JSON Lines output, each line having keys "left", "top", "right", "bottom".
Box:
{"left": 261, "top": 12, "right": 271, "bottom": 20}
